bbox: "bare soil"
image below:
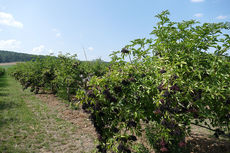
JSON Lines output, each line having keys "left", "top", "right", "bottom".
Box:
{"left": 186, "top": 125, "right": 230, "bottom": 153}
{"left": 0, "top": 62, "right": 18, "bottom": 66}
{"left": 35, "top": 93, "right": 97, "bottom": 137}
{"left": 33, "top": 93, "right": 97, "bottom": 153}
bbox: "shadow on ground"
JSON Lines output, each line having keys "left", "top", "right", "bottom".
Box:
{"left": 0, "top": 74, "right": 18, "bottom": 129}
{"left": 187, "top": 134, "right": 230, "bottom": 153}
{"left": 0, "top": 93, "right": 9, "bottom": 96}
{"left": 0, "top": 74, "right": 11, "bottom": 111}
{"left": 0, "top": 75, "right": 8, "bottom": 88}
{"left": 0, "top": 118, "right": 17, "bottom": 129}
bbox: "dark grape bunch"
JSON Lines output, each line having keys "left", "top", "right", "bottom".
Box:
{"left": 121, "top": 48, "right": 130, "bottom": 54}
{"left": 117, "top": 143, "right": 131, "bottom": 153}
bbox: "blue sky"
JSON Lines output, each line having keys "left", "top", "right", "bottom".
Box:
{"left": 0, "top": 0, "right": 229, "bottom": 61}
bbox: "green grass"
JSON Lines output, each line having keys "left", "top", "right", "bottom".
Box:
{"left": 0, "top": 73, "right": 95, "bottom": 153}
{"left": 0, "top": 65, "right": 15, "bottom": 69}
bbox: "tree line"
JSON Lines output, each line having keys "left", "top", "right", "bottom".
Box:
{"left": 0, "top": 50, "right": 43, "bottom": 63}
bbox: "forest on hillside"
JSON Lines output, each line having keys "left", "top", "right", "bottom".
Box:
{"left": 0, "top": 50, "right": 43, "bottom": 63}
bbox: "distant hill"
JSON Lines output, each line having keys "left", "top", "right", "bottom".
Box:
{"left": 0, "top": 50, "right": 43, "bottom": 63}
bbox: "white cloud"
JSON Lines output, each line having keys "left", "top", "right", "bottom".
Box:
{"left": 88, "top": 46, "right": 94, "bottom": 51}
{"left": 194, "top": 13, "right": 204, "bottom": 18}
{"left": 52, "top": 28, "right": 61, "bottom": 38}
{"left": 32, "top": 45, "right": 45, "bottom": 55}
{"left": 0, "top": 12, "right": 23, "bottom": 28}
{"left": 48, "top": 49, "right": 54, "bottom": 55}
{"left": 0, "top": 39, "right": 21, "bottom": 50}
{"left": 190, "top": 0, "right": 204, "bottom": 2}
{"left": 216, "top": 15, "right": 227, "bottom": 20}
{"left": 31, "top": 45, "right": 57, "bottom": 55}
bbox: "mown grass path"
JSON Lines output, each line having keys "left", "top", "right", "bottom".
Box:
{"left": 0, "top": 73, "right": 96, "bottom": 153}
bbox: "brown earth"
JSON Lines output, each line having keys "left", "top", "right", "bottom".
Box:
{"left": 186, "top": 126, "right": 230, "bottom": 153}
{"left": 35, "top": 94, "right": 96, "bottom": 137}
{"left": 0, "top": 62, "right": 18, "bottom": 66}
{"left": 31, "top": 93, "right": 97, "bottom": 153}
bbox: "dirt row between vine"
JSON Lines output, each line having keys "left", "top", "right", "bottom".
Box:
{"left": 35, "top": 94, "right": 96, "bottom": 136}
{"left": 186, "top": 130, "right": 230, "bottom": 153}
{"left": 33, "top": 93, "right": 98, "bottom": 152}
{"left": 0, "top": 62, "right": 18, "bottom": 66}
